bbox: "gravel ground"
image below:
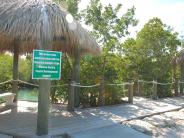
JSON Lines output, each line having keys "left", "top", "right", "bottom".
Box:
{"left": 123, "top": 108, "right": 184, "bottom": 138}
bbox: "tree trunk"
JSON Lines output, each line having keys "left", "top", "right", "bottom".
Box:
{"left": 98, "top": 56, "right": 107, "bottom": 106}
{"left": 12, "top": 43, "right": 19, "bottom": 102}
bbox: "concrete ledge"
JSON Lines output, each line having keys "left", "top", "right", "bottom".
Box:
{"left": 0, "top": 93, "right": 15, "bottom": 105}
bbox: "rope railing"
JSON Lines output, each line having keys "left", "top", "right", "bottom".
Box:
{"left": 17, "top": 79, "right": 39, "bottom": 87}
{"left": 138, "top": 80, "right": 153, "bottom": 84}
{"left": 156, "top": 82, "right": 173, "bottom": 85}
{"left": 51, "top": 84, "right": 69, "bottom": 88}
{"left": 0, "top": 79, "right": 13, "bottom": 85}
{"left": 71, "top": 83, "right": 100, "bottom": 88}
{"left": 106, "top": 82, "right": 134, "bottom": 86}
{"left": 179, "top": 81, "right": 184, "bottom": 84}
{"left": 0, "top": 79, "right": 178, "bottom": 88}
{"left": 138, "top": 80, "right": 173, "bottom": 85}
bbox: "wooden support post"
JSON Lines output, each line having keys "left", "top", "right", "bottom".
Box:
{"left": 73, "top": 48, "right": 81, "bottom": 107}
{"left": 141, "top": 81, "right": 144, "bottom": 96}
{"left": 37, "top": 80, "right": 50, "bottom": 135}
{"left": 98, "top": 78, "right": 105, "bottom": 106}
{"left": 68, "top": 81, "right": 75, "bottom": 111}
{"left": 174, "top": 78, "right": 179, "bottom": 96}
{"left": 137, "top": 80, "right": 140, "bottom": 96}
{"left": 180, "top": 63, "right": 184, "bottom": 94}
{"left": 128, "top": 81, "right": 133, "bottom": 103}
{"left": 12, "top": 43, "right": 19, "bottom": 102}
{"left": 152, "top": 80, "right": 158, "bottom": 100}
{"left": 36, "top": 6, "right": 52, "bottom": 136}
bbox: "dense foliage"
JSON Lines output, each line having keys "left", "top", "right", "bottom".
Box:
{"left": 123, "top": 18, "right": 180, "bottom": 97}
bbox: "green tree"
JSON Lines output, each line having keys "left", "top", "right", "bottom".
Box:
{"left": 136, "top": 18, "right": 179, "bottom": 80}
{"left": 80, "top": 0, "right": 137, "bottom": 105}
{"left": 53, "top": 0, "right": 81, "bottom": 19}
{"left": 19, "top": 56, "right": 32, "bottom": 81}
{"left": 123, "top": 17, "right": 180, "bottom": 97}
{"left": 0, "top": 53, "right": 13, "bottom": 92}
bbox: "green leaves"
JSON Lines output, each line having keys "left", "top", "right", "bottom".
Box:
{"left": 53, "top": 0, "right": 81, "bottom": 19}
{"left": 123, "top": 17, "right": 180, "bottom": 83}
{"left": 82, "top": 0, "right": 137, "bottom": 52}
{"left": 0, "top": 54, "right": 13, "bottom": 81}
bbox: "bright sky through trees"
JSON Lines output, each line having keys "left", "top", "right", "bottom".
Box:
{"left": 79, "top": 0, "right": 184, "bottom": 38}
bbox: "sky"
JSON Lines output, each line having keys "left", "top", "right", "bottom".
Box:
{"left": 79, "top": 0, "right": 184, "bottom": 38}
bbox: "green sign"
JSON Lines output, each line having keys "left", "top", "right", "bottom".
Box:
{"left": 32, "top": 50, "right": 62, "bottom": 80}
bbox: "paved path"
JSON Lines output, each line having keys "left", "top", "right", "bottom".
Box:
{"left": 0, "top": 96, "right": 183, "bottom": 138}
{"left": 70, "top": 124, "right": 150, "bottom": 138}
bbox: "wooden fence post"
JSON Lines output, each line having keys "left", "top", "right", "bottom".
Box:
{"left": 152, "top": 80, "right": 158, "bottom": 100}
{"left": 137, "top": 80, "right": 140, "bottom": 96}
{"left": 141, "top": 80, "right": 144, "bottom": 96}
{"left": 68, "top": 81, "right": 75, "bottom": 111}
{"left": 174, "top": 78, "right": 179, "bottom": 96}
{"left": 98, "top": 78, "right": 105, "bottom": 106}
{"left": 128, "top": 81, "right": 134, "bottom": 103}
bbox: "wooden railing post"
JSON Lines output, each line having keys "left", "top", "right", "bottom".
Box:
{"left": 98, "top": 78, "right": 105, "bottom": 106}
{"left": 152, "top": 80, "right": 158, "bottom": 100}
{"left": 137, "top": 80, "right": 140, "bottom": 96}
{"left": 141, "top": 80, "right": 144, "bottom": 96}
{"left": 174, "top": 78, "right": 179, "bottom": 96}
{"left": 68, "top": 81, "right": 75, "bottom": 111}
{"left": 128, "top": 81, "right": 134, "bottom": 103}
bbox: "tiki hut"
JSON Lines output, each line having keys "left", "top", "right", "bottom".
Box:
{"left": 0, "top": 0, "right": 100, "bottom": 135}
{"left": 0, "top": 0, "right": 100, "bottom": 55}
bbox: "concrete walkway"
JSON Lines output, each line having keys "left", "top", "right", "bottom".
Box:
{"left": 70, "top": 124, "right": 150, "bottom": 138}
{"left": 0, "top": 96, "right": 183, "bottom": 138}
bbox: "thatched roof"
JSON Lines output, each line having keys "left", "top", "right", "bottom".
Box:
{"left": 0, "top": 0, "right": 100, "bottom": 55}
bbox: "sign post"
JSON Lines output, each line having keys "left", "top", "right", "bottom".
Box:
{"left": 33, "top": 50, "right": 62, "bottom": 136}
